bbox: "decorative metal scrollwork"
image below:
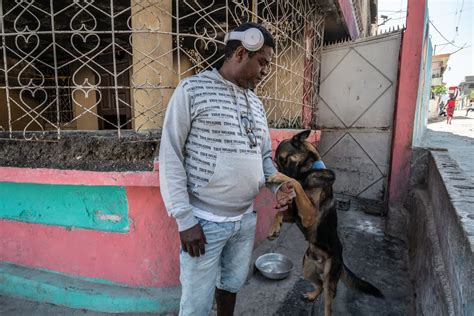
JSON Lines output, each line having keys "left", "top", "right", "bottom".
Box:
{"left": 0, "top": 0, "right": 324, "bottom": 139}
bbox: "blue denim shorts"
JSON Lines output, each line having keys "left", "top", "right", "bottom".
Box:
{"left": 179, "top": 211, "right": 257, "bottom": 316}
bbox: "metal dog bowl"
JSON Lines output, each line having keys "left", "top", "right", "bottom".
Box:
{"left": 255, "top": 253, "right": 294, "bottom": 280}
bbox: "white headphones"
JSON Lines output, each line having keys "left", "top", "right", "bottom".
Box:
{"left": 224, "top": 28, "right": 264, "bottom": 52}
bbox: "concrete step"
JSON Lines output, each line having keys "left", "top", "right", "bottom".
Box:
{"left": 0, "top": 262, "right": 180, "bottom": 314}
{"left": 408, "top": 188, "right": 455, "bottom": 315}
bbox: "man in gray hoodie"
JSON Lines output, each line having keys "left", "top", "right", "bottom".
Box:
{"left": 159, "top": 22, "right": 294, "bottom": 315}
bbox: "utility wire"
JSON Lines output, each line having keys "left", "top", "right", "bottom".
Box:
{"left": 448, "top": 45, "right": 471, "bottom": 55}
{"left": 381, "top": 9, "right": 406, "bottom": 17}
{"left": 429, "top": 20, "right": 468, "bottom": 49}
{"left": 378, "top": 15, "right": 406, "bottom": 27}
{"left": 453, "top": 0, "right": 465, "bottom": 41}
{"left": 379, "top": 1, "right": 407, "bottom": 26}
{"left": 379, "top": 10, "right": 406, "bottom": 13}
{"left": 382, "top": 16, "right": 406, "bottom": 24}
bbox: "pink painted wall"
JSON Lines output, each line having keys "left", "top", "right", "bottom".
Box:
{"left": 0, "top": 129, "right": 320, "bottom": 288}
{"left": 0, "top": 167, "right": 160, "bottom": 186}
{"left": 338, "top": 0, "right": 359, "bottom": 39}
{"left": 388, "top": 0, "right": 427, "bottom": 205}
{"left": 0, "top": 183, "right": 180, "bottom": 287}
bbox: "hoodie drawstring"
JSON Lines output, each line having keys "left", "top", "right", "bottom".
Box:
{"left": 231, "top": 86, "right": 246, "bottom": 136}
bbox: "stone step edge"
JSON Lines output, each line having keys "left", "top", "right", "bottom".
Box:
{"left": 0, "top": 261, "right": 180, "bottom": 313}
{"left": 410, "top": 188, "right": 456, "bottom": 315}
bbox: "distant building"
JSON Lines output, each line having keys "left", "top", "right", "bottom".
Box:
{"left": 428, "top": 54, "right": 450, "bottom": 120}
{"left": 431, "top": 54, "right": 450, "bottom": 87}
{"left": 458, "top": 75, "right": 474, "bottom": 107}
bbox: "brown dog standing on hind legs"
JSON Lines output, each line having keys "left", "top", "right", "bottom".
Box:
{"left": 268, "top": 130, "right": 384, "bottom": 316}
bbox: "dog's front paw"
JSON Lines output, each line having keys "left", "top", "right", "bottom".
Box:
{"left": 267, "top": 230, "right": 280, "bottom": 240}
{"left": 268, "top": 172, "right": 294, "bottom": 184}
{"left": 303, "top": 289, "right": 322, "bottom": 301}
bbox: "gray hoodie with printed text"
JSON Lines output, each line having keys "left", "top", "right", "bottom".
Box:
{"left": 159, "top": 69, "right": 278, "bottom": 231}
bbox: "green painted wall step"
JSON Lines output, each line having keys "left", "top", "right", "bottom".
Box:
{"left": 0, "top": 262, "right": 180, "bottom": 313}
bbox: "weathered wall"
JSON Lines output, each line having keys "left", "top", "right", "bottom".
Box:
{"left": 408, "top": 187, "right": 452, "bottom": 315}
{"left": 338, "top": 0, "right": 359, "bottom": 39}
{"left": 408, "top": 148, "right": 474, "bottom": 315}
{"left": 0, "top": 169, "right": 177, "bottom": 287}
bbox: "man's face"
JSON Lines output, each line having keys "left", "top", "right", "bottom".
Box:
{"left": 235, "top": 45, "right": 273, "bottom": 89}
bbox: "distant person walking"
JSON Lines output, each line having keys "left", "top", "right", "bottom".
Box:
{"left": 466, "top": 100, "right": 474, "bottom": 116}
{"left": 445, "top": 94, "right": 456, "bottom": 124}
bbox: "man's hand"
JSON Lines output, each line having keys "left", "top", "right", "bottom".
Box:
{"left": 275, "top": 182, "right": 296, "bottom": 211}
{"left": 179, "top": 223, "right": 207, "bottom": 257}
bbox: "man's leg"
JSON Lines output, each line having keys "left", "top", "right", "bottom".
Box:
{"left": 215, "top": 288, "right": 236, "bottom": 316}
{"left": 216, "top": 212, "right": 257, "bottom": 315}
{"left": 179, "top": 218, "right": 233, "bottom": 316}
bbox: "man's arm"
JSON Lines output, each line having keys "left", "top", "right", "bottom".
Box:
{"left": 260, "top": 125, "right": 279, "bottom": 192}
{"left": 159, "top": 81, "right": 195, "bottom": 230}
{"left": 159, "top": 81, "right": 206, "bottom": 257}
{"left": 260, "top": 125, "right": 295, "bottom": 211}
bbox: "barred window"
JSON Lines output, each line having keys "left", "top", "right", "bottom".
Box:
{"left": 0, "top": 0, "right": 324, "bottom": 139}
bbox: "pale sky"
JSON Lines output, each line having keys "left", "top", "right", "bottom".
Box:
{"left": 378, "top": 0, "right": 474, "bottom": 86}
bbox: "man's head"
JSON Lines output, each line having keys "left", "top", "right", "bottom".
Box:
{"left": 221, "top": 22, "right": 275, "bottom": 89}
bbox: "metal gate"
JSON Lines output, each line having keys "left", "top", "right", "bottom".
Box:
{"left": 317, "top": 31, "right": 402, "bottom": 201}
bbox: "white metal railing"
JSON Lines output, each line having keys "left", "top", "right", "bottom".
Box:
{"left": 0, "top": 0, "right": 324, "bottom": 139}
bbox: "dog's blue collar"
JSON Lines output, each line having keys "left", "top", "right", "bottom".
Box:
{"left": 312, "top": 160, "right": 326, "bottom": 170}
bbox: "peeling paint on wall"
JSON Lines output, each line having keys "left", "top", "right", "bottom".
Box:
{"left": 0, "top": 182, "right": 129, "bottom": 232}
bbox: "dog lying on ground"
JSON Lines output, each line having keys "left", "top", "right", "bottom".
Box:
{"left": 268, "top": 130, "right": 383, "bottom": 316}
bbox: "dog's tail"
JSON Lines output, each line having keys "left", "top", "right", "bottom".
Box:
{"left": 341, "top": 264, "right": 384, "bottom": 298}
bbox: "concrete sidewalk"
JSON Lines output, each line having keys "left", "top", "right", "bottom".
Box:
{"left": 422, "top": 110, "right": 474, "bottom": 180}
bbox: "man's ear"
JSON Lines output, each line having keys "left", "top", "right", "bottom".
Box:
{"left": 291, "top": 129, "right": 311, "bottom": 147}
{"left": 234, "top": 46, "right": 246, "bottom": 61}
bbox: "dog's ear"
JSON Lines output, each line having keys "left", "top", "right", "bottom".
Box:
{"left": 291, "top": 129, "right": 311, "bottom": 147}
